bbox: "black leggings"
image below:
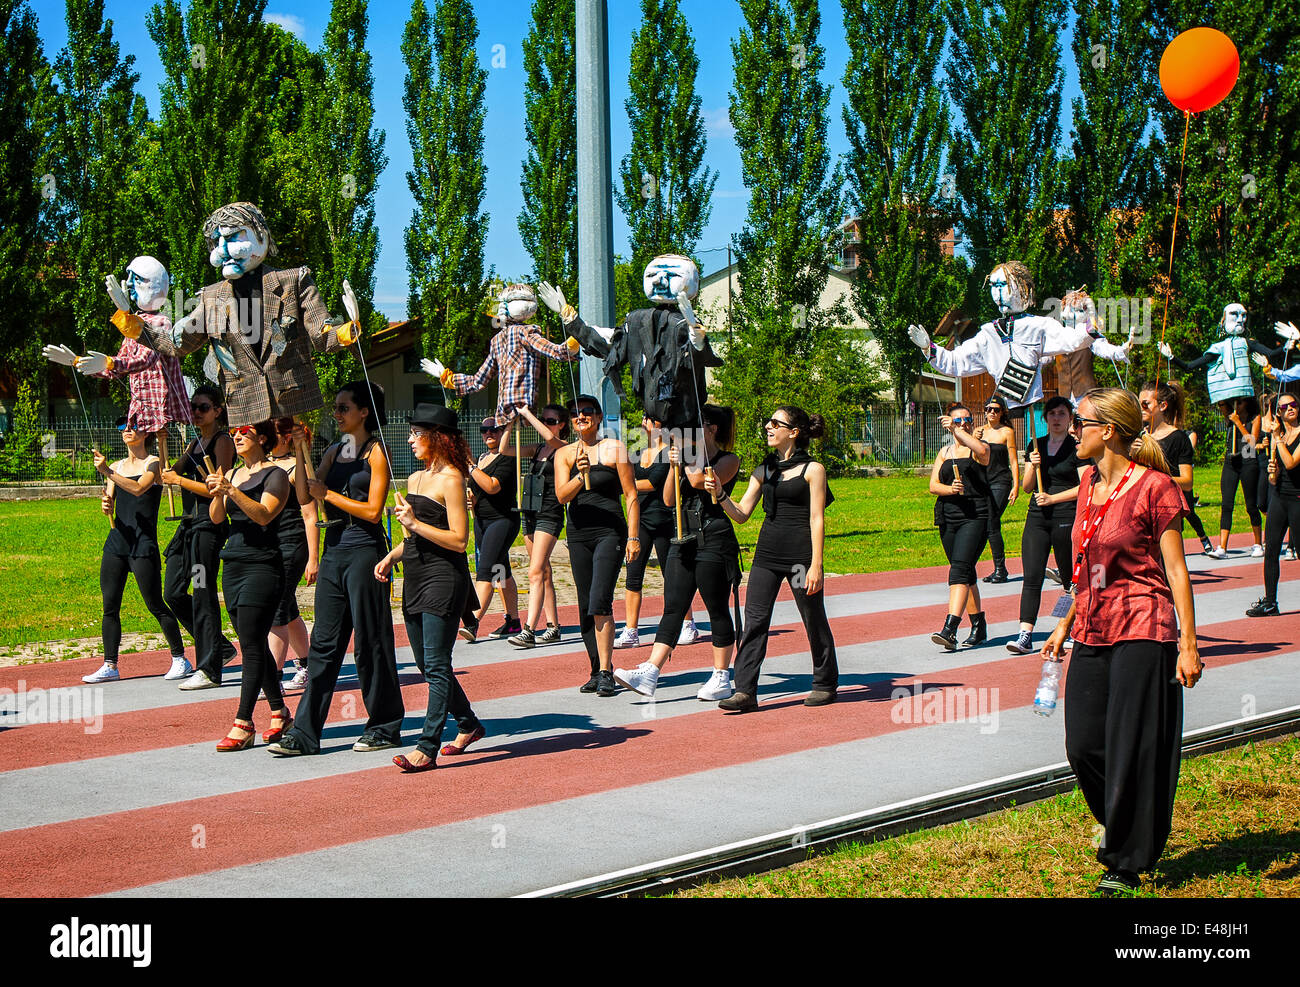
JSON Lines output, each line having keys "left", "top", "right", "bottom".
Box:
{"left": 100, "top": 551, "right": 185, "bottom": 663}
{"left": 655, "top": 541, "right": 739, "bottom": 649}
{"left": 1019, "top": 508, "right": 1074, "bottom": 625}
{"left": 938, "top": 515, "right": 988, "bottom": 586}
{"left": 163, "top": 521, "right": 236, "bottom": 681}
{"left": 568, "top": 532, "right": 626, "bottom": 673}
{"left": 229, "top": 598, "right": 284, "bottom": 721}
{"left": 732, "top": 563, "right": 837, "bottom": 697}
{"left": 624, "top": 520, "right": 672, "bottom": 593}
{"left": 1183, "top": 501, "right": 1210, "bottom": 543}
{"left": 473, "top": 515, "right": 520, "bottom": 584}
{"left": 1263, "top": 490, "right": 1300, "bottom": 604}
{"left": 985, "top": 484, "right": 1012, "bottom": 563}
{"left": 1220, "top": 455, "right": 1262, "bottom": 529}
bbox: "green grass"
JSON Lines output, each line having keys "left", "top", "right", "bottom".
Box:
{"left": 0, "top": 465, "right": 1263, "bottom": 647}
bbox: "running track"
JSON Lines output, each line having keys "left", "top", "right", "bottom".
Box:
{"left": 2, "top": 542, "right": 1297, "bottom": 897}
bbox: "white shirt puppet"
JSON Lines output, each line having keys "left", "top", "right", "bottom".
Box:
{"left": 908, "top": 261, "right": 1096, "bottom": 408}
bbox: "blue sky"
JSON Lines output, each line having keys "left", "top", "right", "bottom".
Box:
{"left": 29, "top": 0, "right": 1085, "bottom": 320}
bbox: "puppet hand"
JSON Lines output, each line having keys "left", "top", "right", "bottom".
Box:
{"left": 1123, "top": 328, "right": 1136, "bottom": 355}
{"left": 174, "top": 304, "right": 204, "bottom": 339}
{"left": 420, "top": 358, "right": 446, "bottom": 379}
{"left": 1252, "top": 352, "right": 1271, "bottom": 370}
{"left": 336, "top": 321, "right": 359, "bottom": 347}
{"left": 76, "top": 351, "right": 111, "bottom": 375}
{"left": 105, "top": 275, "right": 132, "bottom": 313}
{"left": 537, "top": 282, "right": 567, "bottom": 315}
{"left": 1275, "top": 321, "right": 1300, "bottom": 343}
{"left": 341, "top": 280, "right": 360, "bottom": 325}
{"left": 907, "top": 324, "right": 930, "bottom": 352}
{"left": 676, "top": 290, "right": 700, "bottom": 326}
{"left": 1157, "top": 341, "right": 1173, "bottom": 360}
{"left": 564, "top": 335, "right": 581, "bottom": 353}
{"left": 42, "top": 344, "right": 78, "bottom": 366}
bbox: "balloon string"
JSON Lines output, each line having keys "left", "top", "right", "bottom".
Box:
{"left": 1156, "top": 109, "right": 1191, "bottom": 391}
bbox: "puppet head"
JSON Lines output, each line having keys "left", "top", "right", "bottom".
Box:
{"left": 497, "top": 284, "right": 538, "bottom": 324}
{"left": 1061, "top": 288, "right": 1098, "bottom": 335}
{"left": 203, "top": 202, "right": 277, "bottom": 281}
{"left": 1220, "top": 303, "right": 1247, "bottom": 337}
{"left": 643, "top": 254, "right": 699, "bottom": 305}
{"left": 987, "top": 261, "right": 1034, "bottom": 316}
{"left": 125, "top": 256, "right": 171, "bottom": 313}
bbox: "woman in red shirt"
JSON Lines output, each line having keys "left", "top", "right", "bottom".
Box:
{"left": 1042, "top": 388, "right": 1202, "bottom": 896}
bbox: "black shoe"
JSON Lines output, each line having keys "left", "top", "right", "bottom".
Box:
{"left": 221, "top": 641, "right": 238, "bottom": 665}
{"left": 1044, "top": 566, "right": 1063, "bottom": 585}
{"left": 804, "top": 689, "right": 836, "bottom": 707}
{"left": 596, "top": 669, "right": 617, "bottom": 697}
{"left": 1246, "top": 598, "right": 1280, "bottom": 617}
{"left": 490, "top": 617, "right": 522, "bottom": 639}
{"left": 457, "top": 619, "right": 479, "bottom": 643}
{"left": 962, "top": 611, "right": 987, "bottom": 646}
{"left": 719, "top": 691, "right": 758, "bottom": 713}
{"left": 982, "top": 563, "right": 1009, "bottom": 584}
{"left": 931, "top": 614, "right": 961, "bottom": 651}
{"left": 268, "top": 734, "right": 310, "bottom": 756}
{"left": 579, "top": 673, "right": 601, "bottom": 693}
{"left": 1095, "top": 870, "right": 1140, "bottom": 896}
{"left": 352, "top": 733, "right": 399, "bottom": 752}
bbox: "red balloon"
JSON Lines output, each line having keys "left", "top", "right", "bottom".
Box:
{"left": 1160, "top": 28, "right": 1240, "bottom": 113}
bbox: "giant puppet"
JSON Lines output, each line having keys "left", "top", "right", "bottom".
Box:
{"left": 1051, "top": 288, "right": 1135, "bottom": 404}
{"left": 537, "top": 253, "right": 720, "bottom": 430}
{"left": 1159, "top": 303, "right": 1294, "bottom": 405}
{"left": 110, "top": 202, "right": 360, "bottom": 426}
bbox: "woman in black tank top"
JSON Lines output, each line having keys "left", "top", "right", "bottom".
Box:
{"left": 377, "top": 404, "right": 485, "bottom": 771}
{"left": 266, "top": 417, "right": 320, "bottom": 692}
{"left": 615, "top": 414, "right": 675, "bottom": 649}
{"left": 206, "top": 421, "right": 290, "bottom": 751}
{"left": 270, "top": 382, "right": 404, "bottom": 757}
{"left": 714, "top": 404, "right": 838, "bottom": 712}
{"left": 1249, "top": 394, "right": 1300, "bottom": 616}
{"left": 978, "top": 394, "right": 1019, "bottom": 583}
{"left": 82, "top": 418, "right": 187, "bottom": 685}
{"left": 613, "top": 404, "right": 744, "bottom": 701}
{"left": 928, "top": 403, "right": 993, "bottom": 650}
{"left": 555, "top": 393, "right": 640, "bottom": 697}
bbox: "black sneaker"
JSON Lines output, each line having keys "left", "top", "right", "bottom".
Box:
{"left": 536, "top": 623, "right": 562, "bottom": 645}
{"left": 596, "top": 669, "right": 617, "bottom": 697}
{"left": 490, "top": 617, "right": 522, "bottom": 639}
{"left": 268, "top": 734, "right": 310, "bottom": 756}
{"left": 458, "top": 620, "right": 479, "bottom": 643}
{"left": 1246, "top": 598, "right": 1279, "bottom": 617}
{"left": 1095, "top": 870, "right": 1140, "bottom": 896}
{"left": 508, "top": 626, "right": 535, "bottom": 649}
{"left": 579, "top": 673, "right": 601, "bottom": 694}
{"left": 352, "top": 733, "right": 399, "bottom": 752}
{"left": 1044, "top": 567, "right": 1062, "bottom": 585}
{"left": 1005, "top": 630, "right": 1033, "bottom": 655}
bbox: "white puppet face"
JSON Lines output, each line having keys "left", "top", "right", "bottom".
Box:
{"left": 496, "top": 284, "right": 538, "bottom": 324}
{"left": 126, "top": 256, "right": 170, "bottom": 312}
{"left": 209, "top": 224, "right": 269, "bottom": 280}
{"left": 1222, "top": 303, "right": 1247, "bottom": 336}
{"left": 643, "top": 254, "right": 699, "bottom": 304}
{"left": 989, "top": 266, "right": 1029, "bottom": 316}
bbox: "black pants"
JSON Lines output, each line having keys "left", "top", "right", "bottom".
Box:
{"left": 285, "top": 542, "right": 404, "bottom": 753}
{"left": 938, "top": 515, "right": 988, "bottom": 587}
{"left": 1065, "top": 640, "right": 1182, "bottom": 874}
{"left": 473, "top": 515, "right": 519, "bottom": 584}
{"left": 655, "top": 541, "right": 739, "bottom": 649}
{"left": 985, "top": 484, "right": 1012, "bottom": 563}
{"left": 1263, "top": 490, "right": 1300, "bottom": 604}
{"left": 163, "top": 521, "right": 236, "bottom": 682}
{"left": 732, "top": 563, "right": 837, "bottom": 698}
{"left": 1220, "top": 455, "right": 1262, "bottom": 529}
{"left": 228, "top": 595, "right": 284, "bottom": 721}
{"left": 404, "top": 611, "right": 482, "bottom": 758}
{"left": 624, "top": 520, "right": 672, "bottom": 593}
{"left": 1183, "top": 501, "right": 1210, "bottom": 543}
{"left": 568, "top": 532, "right": 625, "bottom": 673}
{"left": 1020, "top": 508, "right": 1074, "bottom": 625}
{"left": 100, "top": 551, "right": 185, "bottom": 663}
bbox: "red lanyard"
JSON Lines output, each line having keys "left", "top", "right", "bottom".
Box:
{"left": 1071, "top": 461, "right": 1136, "bottom": 590}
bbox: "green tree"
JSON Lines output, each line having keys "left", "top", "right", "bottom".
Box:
{"left": 614, "top": 0, "right": 717, "bottom": 302}
{"left": 841, "top": 0, "right": 965, "bottom": 406}
{"left": 945, "top": 0, "right": 1069, "bottom": 307}
{"left": 402, "top": 0, "right": 489, "bottom": 372}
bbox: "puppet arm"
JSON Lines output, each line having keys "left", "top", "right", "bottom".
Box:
{"left": 925, "top": 333, "right": 989, "bottom": 378}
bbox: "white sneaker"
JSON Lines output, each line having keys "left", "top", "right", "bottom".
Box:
{"left": 1251, "top": 544, "right": 1265, "bottom": 558}
{"left": 163, "top": 656, "right": 193, "bottom": 680}
{"left": 82, "top": 662, "right": 119, "bottom": 684}
{"left": 614, "top": 626, "right": 640, "bottom": 649}
{"left": 677, "top": 619, "right": 700, "bottom": 646}
{"left": 288, "top": 665, "right": 309, "bottom": 690}
{"left": 178, "top": 670, "right": 218, "bottom": 691}
{"left": 1207, "top": 546, "right": 1228, "bottom": 559}
{"left": 613, "top": 662, "right": 659, "bottom": 697}
{"left": 697, "top": 668, "right": 733, "bottom": 701}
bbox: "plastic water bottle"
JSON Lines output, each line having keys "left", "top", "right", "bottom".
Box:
{"left": 1033, "top": 659, "right": 1063, "bottom": 717}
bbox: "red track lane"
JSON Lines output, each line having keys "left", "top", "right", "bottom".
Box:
{"left": 3, "top": 561, "right": 1282, "bottom": 772}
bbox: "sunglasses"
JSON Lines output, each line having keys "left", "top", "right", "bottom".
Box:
{"left": 116, "top": 423, "right": 131, "bottom": 432}
{"left": 1073, "top": 414, "right": 1107, "bottom": 431}
{"left": 541, "top": 416, "right": 564, "bottom": 426}
{"left": 763, "top": 418, "right": 792, "bottom": 430}
{"left": 480, "top": 425, "right": 504, "bottom": 434}
{"left": 951, "top": 417, "right": 973, "bottom": 426}
{"left": 190, "top": 402, "right": 213, "bottom": 413}
{"left": 229, "top": 425, "right": 257, "bottom": 438}
{"left": 573, "top": 407, "right": 600, "bottom": 419}
{"left": 1279, "top": 403, "right": 1298, "bottom": 413}
{"left": 984, "top": 406, "right": 1001, "bottom": 413}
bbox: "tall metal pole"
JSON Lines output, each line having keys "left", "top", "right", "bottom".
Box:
{"left": 576, "top": 0, "right": 620, "bottom": 436}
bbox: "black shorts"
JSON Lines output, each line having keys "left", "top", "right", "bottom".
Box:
{"left": 523, "top": 507, "right": 564, "bottom": 538}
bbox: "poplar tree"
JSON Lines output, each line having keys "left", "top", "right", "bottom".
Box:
{"left": 403, "top": 0, "right": 488, "bottom": 367}
{"left": 614, "top": 0, "right": 717, "bottom": 299}
{"left": 945, "top": 0, "right": 1069, "bottom": 306}
{"left": 841, "top": 0, "right": 965, "bottom": 405}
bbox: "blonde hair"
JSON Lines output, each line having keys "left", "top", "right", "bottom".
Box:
{"left": 1084, "top": 387, "right": 1171, "bottom": 475}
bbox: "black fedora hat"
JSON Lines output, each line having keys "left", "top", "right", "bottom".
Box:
{"left": 409, "top": 403, "right": 459, "bottom": 433}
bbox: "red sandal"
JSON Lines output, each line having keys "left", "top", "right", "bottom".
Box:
{"left": 216, "top": 721, "right": 256, "bottom": 752}
{"left": 262, "top": 709, "right": 293, "bottom": 743}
